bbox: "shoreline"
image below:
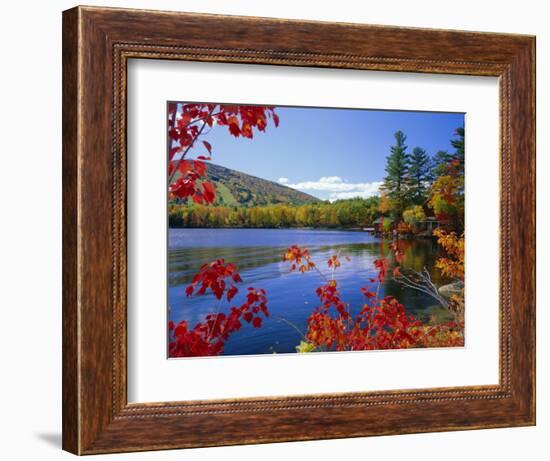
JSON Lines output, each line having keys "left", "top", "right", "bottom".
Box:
{"left": 168, "top": 225, "right": 370, "bottom": 232}
{"left": 168, "top": 226, "right": 437, "bottom": 239}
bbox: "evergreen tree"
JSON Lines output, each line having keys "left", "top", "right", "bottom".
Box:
{"left": 430, "top": 150, "right": 453, "bottom": 179}
{"left": 408, "top": 147, "right": 431, "bottom": 205}
{"left": 383, "top": 130, "right": 410, "bottom": 217}
{"left": 451, "top": 126, "right": 465, "bottom": 174}
{"left": 451, "top": 126, "right": 465, "bottom": 212}
{"left": 430, "top": 127, "right": 464, "bottom": 179}
{"left": 428, "top": 126, "right": 466, "bottom": 232}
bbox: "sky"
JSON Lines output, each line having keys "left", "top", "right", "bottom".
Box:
{"left": 175, "top": 104, "right": 464, "bottom": 201}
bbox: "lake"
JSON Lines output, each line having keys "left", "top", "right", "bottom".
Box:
{"left": 168, "top": 228, "right": 449, "bottom": 356}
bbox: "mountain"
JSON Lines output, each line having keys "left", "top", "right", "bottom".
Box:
{"left": 186, "top": 162, "right": 320, "bottom": 207}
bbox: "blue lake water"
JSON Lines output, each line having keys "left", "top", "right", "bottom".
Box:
{"left": 168, "top": 228, "right": 448, "bottom": 355}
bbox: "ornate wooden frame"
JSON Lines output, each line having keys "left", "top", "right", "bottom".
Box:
{"left": 62, "top": 5, "right": 536, "bottom": 455}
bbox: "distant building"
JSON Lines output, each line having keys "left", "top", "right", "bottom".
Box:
{"left": 421, "top": 201, "right": 445, "bottom": 233}
{"left": 418, "top": 216, "right": 440, "bottom": 234}
{"left": 372, "top": 198, "right": 450, "bottom": 235}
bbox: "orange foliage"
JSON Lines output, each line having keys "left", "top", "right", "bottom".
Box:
{"left": 433, "top": 228, "right": 465, "bottom": 281}
{"left": 168, "top": 103, "right": 279, "bottom": 204}
{"left": 284, "top": 245, "right": 464, "bottom": 352}
{"left": 169, "top": 261, "right": 269, "bottom": 357}
{"left": 283, "top": 245, "right": 316, "bottom": 273}
{"left": 396, "top": 221, "right": 412, "bottom": 235}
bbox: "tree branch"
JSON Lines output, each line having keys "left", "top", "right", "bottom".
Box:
{"left": 276, "top": 316, "right": 306, "bottom": 339}
{"left": 394, "top": 268, "right": 450, "bottom": 310}
{"left": 168, "top": 105, "right": 216, "bottom": 185}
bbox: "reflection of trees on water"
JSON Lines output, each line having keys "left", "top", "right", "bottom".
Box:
{"left": 169, "top": 236, "right": 454, "bottom": 353}
{"left": 169, "top": 237, "right": 446, "bottom": 294}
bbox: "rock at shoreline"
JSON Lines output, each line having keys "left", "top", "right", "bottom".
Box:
{"left": 438, "top": 281, "right": 464, "bottom": 299}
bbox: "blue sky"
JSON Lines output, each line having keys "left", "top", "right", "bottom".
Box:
{"left": 176, "top": 104, "right": 464, "bottom": 201}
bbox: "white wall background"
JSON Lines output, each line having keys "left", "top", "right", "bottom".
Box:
{"left": 0, "top": 1, "right": 546, "bottom": 459}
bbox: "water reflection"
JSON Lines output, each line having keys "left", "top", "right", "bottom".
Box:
{"left": 168, "top": 228, "right": 450, "bottom": 355}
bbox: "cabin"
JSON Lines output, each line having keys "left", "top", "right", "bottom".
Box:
{"left": 373, "top": 205, "right": 443, "bottom": 236}
{"left": 414, "top": 216, "right": 441, "bottom": 236}
{"left": 414, "top": 202, "right": 445, "bottom": 236}
{"left": 373, "top": 217, "right": 396, "bottom": 233}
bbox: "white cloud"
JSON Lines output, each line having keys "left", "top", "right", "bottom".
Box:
{"left": 278, "top": 177, "right": 289, "bottom": 184}
{"left": 286, "top": 176, "right": 383, "bottom": 201}
{"left": 328, "top": 187, "right": 382, "bottom": 201}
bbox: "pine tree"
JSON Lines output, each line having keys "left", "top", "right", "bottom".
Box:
{"left": 408, "top": 147, "right": 431, "bottom": 205}
{"left": 383, "top": 130, "right": 409, "bottom": 217}
{"left": 430, "top": 150, "right": 453, "bottom": 179}
{"left": 431, "top": 127, "right": 464, "bottom": 178}
{"left": 451, "top": 126, "right": 465, "bottom": 174}
{"left": 428, "top": 126, "right": 466, "bottom": 232}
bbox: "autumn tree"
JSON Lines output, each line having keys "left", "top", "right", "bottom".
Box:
{"left": 377, "top": 189, "right": 393, "bottom": 217}
{"left": 383, "top": 130, "right": 410, "bottom": 217}
{"left": 430, "top": 127, "right": 464, "bottom": 179}
{"left": 402, "top": 205, "right": 426, "bottom": 233}
{"left": 169, "top": 260, "right": 270, "bottom": 357}
{"left": 428, "top": 127, "right": 465, "bottom": 231}
{"left": 168, "top": 103, "right": 279, "bottom": 205}
{"left": 168, "top": 198, "right": 382, "bottom": 229}
{"left": 433, "top": 228, "right": 465, "bottom": 316}
{"left": 283, "top": 245, "right": 464, "bottom": 352}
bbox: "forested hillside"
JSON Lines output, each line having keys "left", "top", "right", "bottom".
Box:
{"left": 170, "top": 162, "right": 320, "bottom": 207}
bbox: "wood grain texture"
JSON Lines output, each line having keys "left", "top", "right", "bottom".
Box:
{"left": 62, "top": 7, "right": 80, "bottom": 454}
{"left": 62, "top": 5, "right": 536, "bottom": 455}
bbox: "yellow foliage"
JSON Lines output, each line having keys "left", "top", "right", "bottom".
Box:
{"left": 433, "top": 228, "right": 464, "bottom": 281}
{"left": 296, "top": 340, "right": 317, "bottom": 353}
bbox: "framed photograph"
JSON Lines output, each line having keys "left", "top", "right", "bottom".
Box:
{"left": 62, "top": 6, "right": 535, "bottom": 455}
